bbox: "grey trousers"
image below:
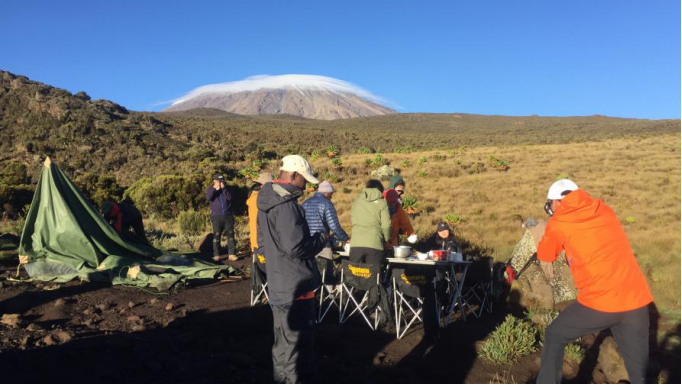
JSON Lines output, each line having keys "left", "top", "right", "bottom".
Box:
{"left": 537, "top": 302, "right": 650, "bottom": 384}
{"left": 271, "top": 299, "right": 317, "bottom": 384}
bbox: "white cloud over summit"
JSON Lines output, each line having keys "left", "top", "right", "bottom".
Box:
{"left": 170, "top": 74, "right": 388, "bottom": 106}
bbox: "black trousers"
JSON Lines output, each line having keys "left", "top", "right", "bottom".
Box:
{"left": 349, "top": 246, "right": 385, "bottom": 266}
{"left": 270, "top": 299, "right": 317, "bottom": 384}
{"left": 211, "top": 214, "right": 236, "bottom": 256}
{"left": 537, "top": 302, "right": 649, "bottom": 384}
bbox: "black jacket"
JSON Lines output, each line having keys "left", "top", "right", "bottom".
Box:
{"left": 256, "top": 182, "right": 326, "bottom": 305}
{"left": 421, "top": 233, "right": 460, "bottom": 253}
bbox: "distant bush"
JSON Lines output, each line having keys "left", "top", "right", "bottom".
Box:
{"left": 310, "top": 150, "right": 320, "bottom": 161}
{"left": 401, "top": 196, "right": 420, "bottom": 215}
{"left": 74, "top": 173, "right": 125, "bottom": 207}
{"left": 306, "top": 182, "right": 317, "bottom": 192}
{"left": 357, "top": 147, "right": 372, "bottom": 154}
{"left": 251, "top": 159, "right": 268, "bottom": 172}
{"left": 418, "top": 156, "right": 427, "bottom": 164}
{"left": 323, "top": 172, "right": 340, "bottom": 183}
{"left": 124, "top": 174, "right": 207, "bottom": 219}
{"left": 444, "top": 213, "right": 464, "bottom": 227}
{"left": 0, "top": 161, "right": 29, "bottom": 185}
{"left": 418, "top": 171, "right": 428, "bottom": 178}
{"left": 401, "top": 160, "right": 413, "bottom": 168}
{"left": 625, "top": 216, "right": 636, "bottom": 223}
{"left": 556, "top": 173, "right": 570, "bottom": 180}
{"left": 331, "top": 158, "right": 343, "bottom": 169}
{"left": 326, "top": 146, "right": 339, "bottom": 158}
{"left": 432, "top": 154, "right": 446, "bottom": 161}
{"left": 239, "top": 168, "right": 259, "bottom": 180}
{"left": 178, "top": 209, "right": 209, "bottom": 236}
{"left": 480, "top": 315, "right": 538, "bottom": 365}
{"left": 488, "top": 155, "right": 510, "bottom": 171}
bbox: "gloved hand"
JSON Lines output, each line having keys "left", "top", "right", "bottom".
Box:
{"left": 407, "top": 234, "right": 418, "bottom": 244}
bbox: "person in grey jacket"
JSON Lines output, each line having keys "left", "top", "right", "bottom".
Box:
{"left": 302, "top": 181, "right": 349, "bottom": 260}
{"left": 205, "top": 174, "right": 237, "bottom": 261}
{"left": 257, "top": 155, "right": 328, "bottom": 384}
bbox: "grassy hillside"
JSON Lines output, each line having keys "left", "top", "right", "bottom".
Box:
{"left": 1, "top": 70, "right": 680, "bottom": 312}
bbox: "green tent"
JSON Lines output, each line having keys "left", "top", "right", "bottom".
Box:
{"left": 18, "top": 158, "right": 234, "bottom": 290}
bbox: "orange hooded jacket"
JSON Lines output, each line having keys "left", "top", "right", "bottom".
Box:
{"left": 537, "top": 189, "right": 652, "bottom": 312}
{"left": 246, "top": 191, "right": 259, "bottom": 252}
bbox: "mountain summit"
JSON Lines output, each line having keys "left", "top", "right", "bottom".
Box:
{"left": 163, "top": 75, "right": 395, "bottom": 120}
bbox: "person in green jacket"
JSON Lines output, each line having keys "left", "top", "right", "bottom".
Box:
{"left": 349, "top": 179, "right": 391, "bottom": 266}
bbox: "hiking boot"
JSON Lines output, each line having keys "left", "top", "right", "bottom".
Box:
{"left": 228, "top": 254, "right": 238, "bottom": 261}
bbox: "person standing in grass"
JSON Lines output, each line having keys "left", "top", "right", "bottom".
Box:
{"left": 206, "top": 174, "right": 237, "bottom": 261}
{"left": 257, "top": 155, "right": 328, "bottom": 384}
{"left": 536, "top": 179, "right": 653, "bottom": 384}
{"left": 302, "top": 180, "right": 349, "bottom": 260}
{"left": 349, "top": 179, "right": 391, "bottom": 266}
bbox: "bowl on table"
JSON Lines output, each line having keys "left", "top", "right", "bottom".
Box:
{"left": 393, "top": 246, "right": 412, "bottom": 259}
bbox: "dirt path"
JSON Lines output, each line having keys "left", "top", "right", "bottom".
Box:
{"left": 0, "top": 267, "right": 678, "bottom": 383}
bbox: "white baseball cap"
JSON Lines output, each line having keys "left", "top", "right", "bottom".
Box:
{"left": 280, "top": 155, "right": 319, "bottom": 184}
{"left": 547, "top": 179, "right": 579, "bottom": 200}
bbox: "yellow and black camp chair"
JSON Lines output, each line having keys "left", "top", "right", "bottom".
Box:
{"left": 250, "top": 252, "right": 269, "bottom": 306}
{"left": 315, "top": 257, "right": 341, "bottom": 323}
{"left": 392, "top": 266, "right": 437, "bottom": 339}
{"left": 339, "top": 260, "right": 383, "bottom": 330}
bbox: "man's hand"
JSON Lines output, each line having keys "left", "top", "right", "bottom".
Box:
{"left": 540, "top": 260, "right": 554, "bottom": 280}
{"left": 213, "top": 180, "right": 220, "bottom": 189}
{"left": 220, "top": 182, "right": 225, "bottom": 189}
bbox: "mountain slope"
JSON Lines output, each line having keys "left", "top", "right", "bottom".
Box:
{"left": 163, "top": 75, "right": 395, "bottom": 119}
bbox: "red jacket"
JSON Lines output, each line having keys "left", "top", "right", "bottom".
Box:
{"left": 537, "top": 189, "right": 652, "bottom": 312}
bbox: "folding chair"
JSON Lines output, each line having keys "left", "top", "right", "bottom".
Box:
{"left": 461, "top": 257, "right": 494, "bottom": 318}
{"left": 339, "top": 260, "right": 383, "bottom": 330}
{"left": 315, "top": 257, "right": 341, "bottom": 323}
{"left": 391, "top": 266, "right": 436, "bottom": 339}
{"left": 250, "top": 252, "right": 269, "bottom": 306}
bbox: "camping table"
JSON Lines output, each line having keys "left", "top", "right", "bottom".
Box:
{"left": 386, "top": 258, "right": 472, "bottom": 327}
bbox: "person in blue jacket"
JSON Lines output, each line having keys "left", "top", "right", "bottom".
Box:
{"left": 302, "top": 181, "right": 349, "bottom": 259}
{"left": 205, "top": 174, "right": 237, "bottom": 261}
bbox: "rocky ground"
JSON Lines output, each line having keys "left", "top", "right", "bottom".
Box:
{"left": 0, "top": 259, "right": 679, "bottom": 384}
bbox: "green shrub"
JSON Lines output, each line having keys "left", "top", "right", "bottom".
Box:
{"left": 401, "top": 196, "right": 419, "bottom": 215}
{"left": 444, "top": 213, "right": 463, "bottom": 226}
{"left": 0, "top": 161, "right": 29, "bottom": 185}
{"left": 418, "top": 171, "right": 428, "bottom": 178}
{"left": 310, "top": 150, "right": 320, "bottom": 161}
{"left": 331, "top": 158, "right": 343, "bottom": 169}
{"left": 401, "top": 160, "right": 413, "bottom": 168}
{"left": 239, "top": 168, "right": 259, "bottom": 180}
{"left": 625, "top": 216, "right": 636, "bottom": 223}
{"left": 325, "top": 146, "right": 339, "bottom": 157}
{"left": 357, "top": 147, "right": 372, "bottom": 154}
{"left": 124, "top": 174, "right": 207, "bottom": 219}
{"left": 480, "top": 315, "right": 538, "bottom": 365}
{"left": 393, "top": 146, "right": 403, "bottom": 153}
{"left": 323, "top": 172, "right": 340, "bottom": 183}
{"left": 364, "top": 158, "right": 373, "bottom": 167}
{"left": 488, "top": 155, "right": 510, "bottom": 171}
{"left": 73, "top": 173, "right": 125, "bottom": 206}
{"left": 564, "top": 343, "right": 585, "bottom": 363}
{"left": 432, "top": 154, "right": 446, "bottom": 161}
{"left": 370, "top": 154, "right": 385, "bottom": 167}
{"left": 418, "top": 156, "right": 427, "bottom": 164}
{"left": 178, "top": 209, "right": 209, "bottom": 236}
{"left": 556, "top": 173, "right": 570, "bottom": 180}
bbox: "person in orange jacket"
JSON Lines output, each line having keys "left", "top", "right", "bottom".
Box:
{"left": 384, "top": 189, "right": 417, "bottom": 249}
{"left": 246, "top": 172, "right": 273, "bottom": 254}
{"left": 535, "top": 179, "right": 653, "bottom": 384}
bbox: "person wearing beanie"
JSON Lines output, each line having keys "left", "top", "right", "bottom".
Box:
{"left": 383, "top": 189, "right": 416, "bottom": 249}
{"left": 388, "top": 175, "right": 406, "bottom": 202}
{"left": 205, "top": 174, "right": 237, "bottom": 261}
{"left": 421, "top": 221, "right": 461, "bottom": 253}
{"left": 302, "top": 180, "right": 349, "bottom": 260}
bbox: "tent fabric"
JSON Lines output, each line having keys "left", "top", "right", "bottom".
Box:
{"left": 18, "top": 158, "right": 234, "bottom": 290}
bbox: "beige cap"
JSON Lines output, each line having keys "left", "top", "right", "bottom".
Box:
{"left": 280, "top": 155, "right": 319, "bottom": 184}
{"left": 256, "top": 172, "right": 273, "bottom": 185}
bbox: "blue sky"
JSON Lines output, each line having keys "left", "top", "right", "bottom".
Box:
{"left": 2, "top": 0, "right": 679, "bottom": 119}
